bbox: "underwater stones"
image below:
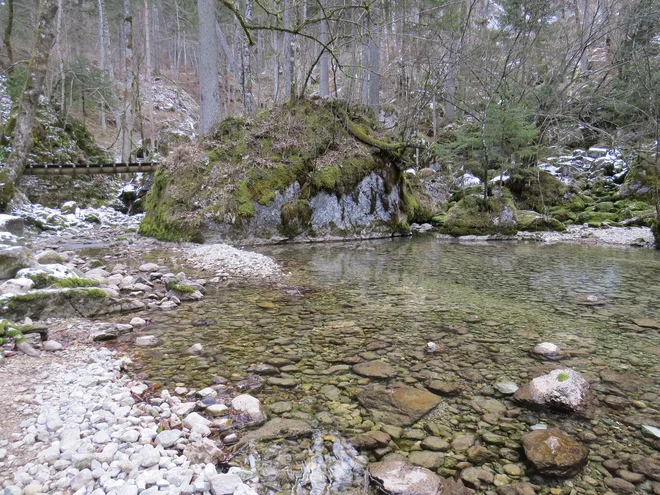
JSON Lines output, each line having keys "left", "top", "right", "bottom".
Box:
{"left": 135, "top": 335, "right": 160, "bottom": 347}
{"left": 521, "top": 428, "right": 588, "bottom": 477}
{"left": 494, "top": 381, "right": 519, "bottom": 395}
{"left": 604, "top": 477, "right": 636, "bottom": 494}
{"left": 357, "top": 384, "right": 442, "bottom": 427}
{"left": 187, "top": 343, "right": 205, "bottom": 356}
{"left": 349, "top": 431, "right": 392, "bottom": 450}
{"left": 243, "top": 418, "right": 313, "bottom": 442}
{"left": 427, "top": 380, "right": 462, "bottom": 396}
{"left": 514, "top": 369, "right": 594, "bottom": 417}
{"left": 632, "top": 318, "right": 660, "bottom": 330}
{"left": 231, "top": 395, "right": 265, "bottom": 424}
{"left": 252, "top": 363, "right": 279, "bottom": 376}
{"left": 268, "top": 401, "right": 292, "bottom": 414}
{"left": 631, "top": 457, "right": 660, "bottom": 481}
{"left": 422, "top": 436, "right": 450, "bottom": 452}
{"left": 409, "top": 451, "right": 445, "bottom": 470}
{"left": 531, "top": 342, "right": 563, "bottom": 360}
{"left": 467, "top": 445, "right": 498, "bottom": 465}
{"left": 267, "top": 376, "right": 298, "bottom": 388}
{"left": 460, "top": 467, "right": 495, "bottom": 489}
{"left": 451, "top": 434, "right": 476, "bottom": 453}
{"left": 353, "top": 361, "right": 398, "bottom": 379}
{"left": 369, "top": 460, "right": 471, "bottom": 495}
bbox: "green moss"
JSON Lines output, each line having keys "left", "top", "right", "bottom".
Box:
{"left": 505, "top": 169, "right": 568, "bottom": 211}
{"left": 311, "top": 166, "right": 342, "bottom": 191}
{"left": 280, "top": 200, "right": 312, "bottom": 237}
{"left": 165, "top": 281, "right": 197, "bottom": 294}
{"left": 575, "top": 211, "right": 619, "bottom": 226}
{"left": 89, "top": 260, "right": 105, "bottom": 268}
{"left": 139, "top": 169, "right": 203, "bottom": 242}
{"left": 519, "top": 212, "right": 567, "bottom": 232}
{"left": 81, "top": 288, "right": 107, "bottom": 298}
{"left": 233, "top": 179, "right": 256, "bottom": 218}
{"left": 442, "top": 196, "right": 518, "bottom": 236}
{"left": 25, "top": 273, "right": 59, "bottom": 289}
{"left": 0, "top": 169, "right": 16, "bottom": 212}
{"left": 53, "top": 278, "right": 98, "bottom": 289}
{"left": 6, "top": 328, "right": 22, "bottom": 338}
{"left": 557, "top": 373, "right": 569, "bottom": 382}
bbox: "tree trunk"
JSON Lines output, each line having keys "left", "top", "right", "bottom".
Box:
{"left": 368, "top": 11, "right": 381, "bottom": 113}
{"left": 2, "top": 0, "right": 14, "bottom": 69}
{"left": 197, "top": 0, "right": 222, "bottom": 134}
{"left": 283, "top": 0, "right": 294, "bottom": 100}
{"left": 580, "top": 0, "right": 591, "bottom": 72}
{"left": 361, "top": 17, "right": 370, "bottom": 105}
{"left": 144, "top": 0, "right": 155, "bottom": 151}
{"left": 56, "top": 0, "right": 66, "bottom": 117}
{"left": 2, "top": 0, "right": 59, "bottom": 195}
{"left": 100, "top": 0, "right": 114, "bottom": 80}
{"left": 120, "top": 0, "right": 134, "bottom": 163}
{"left": 216, "top": 20, "right": 240, "bottom": 79}
{"left": 319, "top": 18, "right": 329, "bottom": 97}
{"left": 241, "top": 0, "right": 255, "bottom": 114}
{"left": 272, "top": 31, "right": 280, "bottom": 102}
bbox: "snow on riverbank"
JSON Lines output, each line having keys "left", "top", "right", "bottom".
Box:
{"left": 0, "top": 346, "right": 259, "bottom": 495}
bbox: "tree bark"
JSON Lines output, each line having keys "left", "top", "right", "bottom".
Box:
{"left": 120, "top": 0, "right": 134, "bottom": 163}
{"left": 580, "top": 0, "right": 591, "bottom": 72}
{"left": 283, "top": 0, "right": 294, "bottom": 100}
{"left": 56, "top": 0, "right": 66, "bottom": 117}
{"left": 215, "top": 20, "right": 240, "bottom": 79}
{"left": 368, "top": 11, "right": 381, "bottom": 113}
{"left": 2, "top": 0, "right": 59, "bottom": 193}
{"left": 144, "top": 0, "right": 155, "bottom": 151}
{"left": 197, "top": 0, "right": 222, "bottom": 134}
{"left": 2, "top": 0, "right": 14, "bottom": 69}
{"left": 241, "top": 0, "right": 255, "bottom": 114}
{"left": 319, "top": 18, "right": 329, "bottom": 97}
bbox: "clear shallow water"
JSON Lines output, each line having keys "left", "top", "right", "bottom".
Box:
{"left": 128, "top": 238, "right": 660, "bottom": 494}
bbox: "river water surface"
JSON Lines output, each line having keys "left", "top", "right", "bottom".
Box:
{"left": 128, "top": 237, "right": 660, "bottom": 494}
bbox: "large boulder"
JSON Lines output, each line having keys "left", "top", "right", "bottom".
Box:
{"left": 0, "top": 215, "right": 24, "bottom": 236}
{"left": 357, "top": 384, "right": 442, "bottom": 427}
{"left": 0, "top": 246, "right": 35, "bottom": 279}
{"left": 513, "top": 369, "right": 594, "bottom": 417}
{"left": 369, "top": 460, "right": 472, "bottom": 495}
{"left": 16, "top": 264, "right": 86, "bottom": 287}
{"left": 441, "top": 197, "right": 518, "bottom": 236}
{"left": 521, "top": 428, "right": 589, "bottom": 477}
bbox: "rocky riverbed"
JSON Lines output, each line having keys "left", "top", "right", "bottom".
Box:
{"left": 1, "top": 202, "right": 660, "bottom": 495}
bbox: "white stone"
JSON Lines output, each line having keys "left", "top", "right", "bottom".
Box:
{"left": 171, "top": 403, "right": 196, "bottom": 416}
{"left": 43, "top": 340, "right": 63, "bottom": 351}
{"left": 0, "top": 277, "right": 34, "bottom": 295}
{"left": 138, "top": 444, "right": 161, "bottom": 468}
{"left": 139, "top": 263, "right": 160, "bottom": 272}
{"left": 494, "top": 381, "right": 519, "bottom": 395}
{"left": 532, "top": 342, "right": 562, "bottom": 358}
{"left": 642, "top": 425, "right": 660, "bottom": 440}
{"left": 155, "top": 429, "right": 182, "bottom": 448}
{"left": 70, "top": 469, "right": 94, "bottom": 492}
{"left": 183, "top": 412, "right": 211, "bottom": 430}
{"left": 120, "top": 430, "right": 140, "bottom": 443}
{"left": 197, "top": 387, "right": 217, "bottom": 398}
{"left": 231, "top": 395, "right": 265, "bottom": 424}
{"left": 187, "top": 343, "right": 204, "bottom": 356}
{"left": 60, "top": 427, "right": 81, "bottom": 451}
{"left": 527, "top": 368, "right": 590, "bottom": 413}
{"left": 129, "top": 317, "right": 146, "bottom": 327}
{"left": 206, "top": 404, "right": 229, "bottom": 417}
{"left": 135, "top": 335, "right": 160, "bottom": 347}
{"left": 208, "top": 474, "right": 244, "bottom": 495}
{"left": 191, "top": 423, "right": 211, "bottom": 438}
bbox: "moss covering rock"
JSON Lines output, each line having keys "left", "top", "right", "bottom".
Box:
{"left": 441, "top": 196, "right": 518, "bottom": 236}
{"left": 139, "top": 100, "right": 429, "bottom": 243}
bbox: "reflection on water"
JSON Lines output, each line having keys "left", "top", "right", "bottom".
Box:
{"left": 127, "top": 238, "right": 660, "bottom": 494}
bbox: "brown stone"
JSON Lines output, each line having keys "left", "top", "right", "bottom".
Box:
{"left": 521, "top": 428, "right": 589, "bottom": 477}
{"left": 358, "top": 384, "right": 442, "bottom": 427}
{"left": 353, "top": 361, "right": 398, "bottom": 379}
{"left": 631, "top": 457, "right": 660, "bottom": 481}
{"left": 349, "top": 431, "right": 392, "bottom": 450}
{"left": 369, "top": 460, "right": 472, "bottom": 495}
{"left": 604, "top": 477, "right": 636, "bottom": 494}
{"left": 427, "top": 380, "right": 463, "bottom": 396}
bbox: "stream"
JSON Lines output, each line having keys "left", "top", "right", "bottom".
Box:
{"left": 123, "top": 237, "right": 660, "bottom": 494}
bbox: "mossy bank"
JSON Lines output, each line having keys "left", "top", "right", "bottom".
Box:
{"left": 139, "top": 100, "right": 433, "bottom": 243}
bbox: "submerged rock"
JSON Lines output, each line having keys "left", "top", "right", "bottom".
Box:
{"left": 514, "top": 368, "right": 594, "bottom": 417}
{"left": 243, "top": 418, "right": 312, "bottom": 442}
{"left": 531, "top": 342, "right": 564, "bottom": 360}
{"left": 521, "top": 428, "right": 588, "bottom": 477}
{"left": 369, "top": 460, "right": 471, "bottom": 495}
{"left": 353, "top": 360, "right": 398, "bottom": 379}
{"left": 357, "top": 384, "right": 442, "bottom": 427}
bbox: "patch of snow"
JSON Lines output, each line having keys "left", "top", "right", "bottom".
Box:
{"left": 459, "top": 173, "right": 482, "bottom": 187}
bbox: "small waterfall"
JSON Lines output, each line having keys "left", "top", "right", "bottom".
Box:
{"left": 293, "top": 432, "right": 370, "bottom": 495}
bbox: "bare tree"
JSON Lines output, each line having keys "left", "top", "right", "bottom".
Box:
{"left": 241, "top": 0, "right": 255, "bottom": 114}
{"left": 120, "top": 0, "right": 135, "bottom": 162}
{"left": 198, "top": 0, "right": 222, "bottom": 134}
{"left": 2, "top": 0, "right": 14, "bottom": 69}
{"left": 1, "top": 0, "right": 59, "bottom": 199}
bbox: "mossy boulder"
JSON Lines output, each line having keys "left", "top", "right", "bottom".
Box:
{"left": 574, "top": 211, "right": 620, "bottom": 227}
{"left": 140, "top": 100, "right": 428, "bottom": 243}
{"left": 442, "top": 196, "right": 518, "bottom": 236}
{"left": 621, "top": 153, "right": 660, "bottom": 201}
{"left": 505, "top": 169, "right": 568, "bottom": 212}
{"left": 519, "top": 211, "right": 567, "bottom": 232}
{"left": 0, "top": 247, "right": 36, "bottom": 279}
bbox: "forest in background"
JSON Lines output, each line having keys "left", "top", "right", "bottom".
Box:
{"left": 0, "top": 0, "right": 659, "bottom": 207}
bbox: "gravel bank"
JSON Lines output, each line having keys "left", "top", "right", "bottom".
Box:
{"left": 517, "top": 225, "right": 655, "bottom": 247}
{"left": 0, "top": 346, "right": 260, "bottom": 495}
{"left": 182, "top": 244, "right": 282, "bottom": 279}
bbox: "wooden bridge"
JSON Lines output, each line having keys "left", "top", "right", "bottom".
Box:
{"left": 23, "top": 162, "right": 159, "bottom": 176}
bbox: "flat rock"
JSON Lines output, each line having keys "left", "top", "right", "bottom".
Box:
{"left": 139, "top": 263, "right": 160, "bottom": 272}
{"left": 155, "top": 429, "right": 182, "bottom": 448}
{"left": 427, "top": 380, "right": 462, "bottom": 396}
{"left": 631, "top": 457, "right": 660, "bottom": 481}
{"left": 531, "top": 342, "right": 563, "bottom": 360}
{"left": 358, "top": 384, "right": 442, "bottom": 427}
{"left": 632, "top": 318, "right": 660, "bottom": 329}
{"left": 494, "top": 381, "right": 519, "bottom": 395}
{"left": 135, "top": 335, "right": 160, "bottom": 347}
{"left": 521, "top": 428, "right": 589, "bottom": 477}
{"left": 267, "top": 376, "right": 299, "bottom": 388}
{"left": 408, "top": 451, "right": 445, "bottom": 470}
{"left": 243, "top": 418, "right": 312, "bottom": 442}
{"left": 349, "top": 431, "right": 392, "bottom": 450}
{"left": 353, "top": 361, "right": 398, "bottom": 379}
